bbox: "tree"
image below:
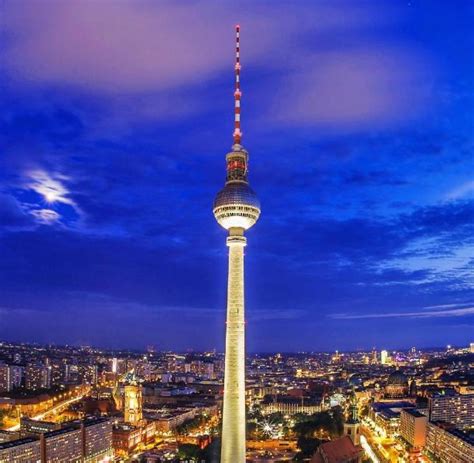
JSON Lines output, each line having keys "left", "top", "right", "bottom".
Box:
{"left": 177, "top": 443, "right": 202, "bottom": 461}
{"left": 293, "top": 437, "right": 323, "bottom": 461}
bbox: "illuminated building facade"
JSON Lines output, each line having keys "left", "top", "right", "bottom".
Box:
{"left": 25, "top": 363, "right": 51, "bottom": 390}
{"left": 0, "top": 363, "right": 23, "bottom": 392}
{"left": 213, "top": 25, "right": 261, "bottom": 463}
{"left": 0, "top": 437, "right": 41, "bottom": 462}
{"left": 428, "top": 393, "right": 474, "bottom": 429}
{"left": 426, "top": 421, "right": 474, "bottom": 463}
{"left": 399, "top": 408, "right": 427, "bottom": 449}
{"left": 124, "top": 378, "right": 143, "bottom": 425}
{"left": 83, "top": 417, "right": 114, "bottom": 462}
{"left": 384, "top": 371, "right": 409, "bottom": 398}
{"left": 1, "top": 417, "right": 113, "bottom": 463}
{"left": 42, "top": 427, "right": 83, "bottom": 462}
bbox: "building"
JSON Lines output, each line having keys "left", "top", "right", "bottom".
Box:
{"left": 369, "top": 401, "right": 416, "bottom": 436}
{"left": 344, "top": 389, "right": 361, "bottom": 446}
{"left": 425, "top": 421, "right": 474, "bottom": 463}
{"left": 42, "top": 427, "right": 83, "bottom": 462}
{"left": 25, "top": 364, "right": 51, "bottom": 390}
{"left": 311, "top": 436, "right": 363, "bottom": 463}
{"left": 399, "top": 408, "right": 427, "bottom": 449}
{"left": 112, "top": 424, "right": 142, "bottom": 457}
{"left": 0, "top": 363, "right": 23, "bottom": 392}
{"left": 1, "top": 417, "right": 113, "bottom": 463}
{"left": 0, "top": 437, "right": 42, "bottom": 463}
{"left": 213, "top": 25, "right": 261, "bottom": 463}
{"left": 380, "top": 350, "right": 388, "bottom": 365}
{"left": 0, "top": 363, "right": 9, "bottom": 392}
{"left": 428, "top": 393, "right": 474, "bottom": 429}
{"left": 261, "top": 395, "right": 321, "bottom": 415}
{"left": 20, "top": 417, "right": 60, "bottom": 436}
{"left": 83, "top": 417, "right": 114, "bottom": 462}
{"left": 384, "top": 371, "right": 409, "bottom": 398}
{"left": 123, "top": 372, "right": 143, "bottom": 425}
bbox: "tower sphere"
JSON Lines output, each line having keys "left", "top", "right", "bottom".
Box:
{"left": 213, "top": 182, "right": 260, "bottom": 230}
{"left": 213, "top": 146, "right": 260, "bottom": 231}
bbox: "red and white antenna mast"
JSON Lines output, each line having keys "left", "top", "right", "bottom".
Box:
{"left": 233, "top": 25, "right": 242, "bottom": 145}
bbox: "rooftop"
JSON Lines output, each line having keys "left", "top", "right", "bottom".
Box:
{"left": 0, "top": 437, "right": 39, "bottom": 449}
{"left": 402, "top": 408, "right": 426, "bottom": 418}
{"left": 311, "top": 436, "right": 362, "bottom": 463}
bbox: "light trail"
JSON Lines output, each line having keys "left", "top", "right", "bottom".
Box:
{"left": 6, "top": 394, "right": 85, "bottom": 431}
{"left": 360, "top": 435, "right": 380, "bottom": 463}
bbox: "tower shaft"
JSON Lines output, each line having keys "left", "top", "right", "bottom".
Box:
{"left": 221, "top": 231, "right": 246, "bottom": 463}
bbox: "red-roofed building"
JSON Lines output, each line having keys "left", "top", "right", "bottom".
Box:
{"left": 310, "top": 436, "right": 363, "bottom": 463}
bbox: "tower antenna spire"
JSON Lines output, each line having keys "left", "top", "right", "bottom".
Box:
{"left": 233, "top": 24, "right": 242, "bottom": 145}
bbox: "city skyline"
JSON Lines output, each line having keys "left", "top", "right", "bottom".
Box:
{"left": 1, "top": 1, "right": 473, "bottom": 352}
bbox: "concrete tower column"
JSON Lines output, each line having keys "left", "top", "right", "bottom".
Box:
{"left": 221, "top": 229, "right": 246, "bottom": 463}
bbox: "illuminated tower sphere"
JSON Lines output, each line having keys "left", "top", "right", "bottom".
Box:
{"left": 213, "top": 25, "right": 260, "bottom": 463}
{"left": 123, "top": 371, "right": 143, "bottom": 425}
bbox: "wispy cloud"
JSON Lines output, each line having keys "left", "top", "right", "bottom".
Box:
{"left": 445, "top": 180, "right": 474, "bottom": 201}
{"left": 330, "top": 305, "right": 474, "bottom": 320}
{"left": 30, "top": 209, "right": 60, "bottom": 224}
{"left": 26, "top": 170, "right": 74, "bottom": 206}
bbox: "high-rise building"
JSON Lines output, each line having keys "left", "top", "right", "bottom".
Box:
{"left": 380, "top": 350, "right": 388, "bottom": 365}
{"left": 83, "top": 417, "right": 114, "bottom": 462}
{"left": 426, "top": 421, "right": 474, "bottom": 463}
{"left": 0, "top": 363, "right": 23, "bottom": 392}
{"left": 25, "top": 364, "right": 51, "bottom": 390}
{"left": 0, "top": 437, "right": 41, "bottom": 463}
{"left": 428, "top": 393, "right": 474, "bottom": 429}
{"left": 111, "top": 358, "right": 118, "bottom": 374}
{"left": 399, "top": 408, "right": 427, "bottom": 449}
{"left": 213, "top": 25, "right": 261, "bottom": 463}
{"left": 3, "top": 417, "right": 113, "bottom": 463}
{"left": 0, "top": 363, "right": 10, "bottom": 392}
{"left": 42, "top": 427, "right": 83, "bottom": 462}
{"left": 371, "top": 348, "right": 377, "bottom": 364}
{"left": 470, "top": 342, "right": 474, "bottom": 354}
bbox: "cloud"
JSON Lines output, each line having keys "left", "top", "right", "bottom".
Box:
{"left": 2, "top": 1, "right": 435, "bottom": 130}
{"left": 2, "top": 1, "right": 278, "bottom": 92}
{"left": 330, "top": 305, "right": 474, "bottom": 320}
{"left": 268, "top": 47, "right": 433, "bottom": 129}
{"left": 30, "top": 209, "right": 60, "bottom": 224}
{"left": 445, "top": 180, "right": 474, "bottom": 200}
{"left": 26, "top": 169, "right": 75, "bottom": 205}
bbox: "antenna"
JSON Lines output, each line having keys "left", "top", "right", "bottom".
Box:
{"left": 233, "top": 25, "right": 242, "bottom": 145}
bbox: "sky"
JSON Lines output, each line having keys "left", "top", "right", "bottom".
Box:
{"left": 0, "top": 0, "right": 473, "bottom": 352}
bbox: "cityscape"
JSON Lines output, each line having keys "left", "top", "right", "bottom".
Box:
{"left": 1, "top": 1, "right": 473, "bottom": 463}
{"left": 0, "top": 341, "right": 473, "bottom": 462}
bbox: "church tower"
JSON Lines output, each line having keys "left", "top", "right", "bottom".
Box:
{"left": 344, "top": 388, "right": 361, "bottom": 446}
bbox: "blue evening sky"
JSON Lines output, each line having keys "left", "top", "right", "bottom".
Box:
{"left": 0, "top": 0, "right": 473, "bottom": 351}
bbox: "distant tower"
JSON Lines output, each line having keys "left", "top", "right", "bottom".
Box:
{"left": 344, "top": 388, "right": 361, "bottom": 446}
{"left": 213, "top": 25, "right": 261, "bottom": 463}
{"left": 123, "top": 371, "right": 142, "bottom": 425}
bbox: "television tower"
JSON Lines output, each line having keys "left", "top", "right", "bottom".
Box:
{"left": 213, "top": 25, "right": 261, "bottom": 463}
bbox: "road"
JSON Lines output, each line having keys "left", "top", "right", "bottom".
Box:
{"left": 6, "top": 393, "right": 86, "bottom": 431}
